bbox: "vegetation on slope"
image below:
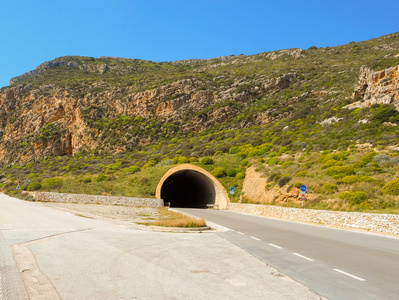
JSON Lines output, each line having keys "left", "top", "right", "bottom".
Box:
{"left": 1, "top": 32, "right": 399, "bottom": 213}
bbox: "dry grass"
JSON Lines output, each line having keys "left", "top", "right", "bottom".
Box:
{"left": 152, "top": 207, "right": 207, "bottom": 228}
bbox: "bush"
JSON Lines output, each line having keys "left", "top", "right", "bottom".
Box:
{"left": 200, "top": 157, "right": 214, "bottom": 165}
{"left": 323, "top": 183, "right": 338, "bottom": 192}
{"left": 277, "top": 176, "right": 292, "bottom": 187}
{"left": 211, "top": 167, "right": 226, "bottom": 178}
{"left": 281, "top": 161, "right": 293, "bottom": 168}
{"left": 82, "top": 177, "right": 92, "bottom": 183}
{"left": 240, "top": 159, "right": 249, "bottom": 167}
{"left": 27, "top": 182, "right": 42, "bottom": 191}
{"left": 41, "top": 178, "right": 63, "bottom": 190}
{"left": 226, "top": 168, "right": 237, "bottom": 177}
{"left": 229, "top": 146, "right": 239, "bottom": 154}
{"left": 354, "top": 151, "right": 376, "bottom": 168}
{"left": 325, "top": 166, "right": 354, "bottom": 176}
{"left": 267, "top": 157, "right": 280, "bottom": 166}
{"left": 373, "top": 154, "right": 389, "bottom": 163}
{"left": 370, "top": 105, "right": 399, "bottom": 123}
{"left": 382, "top": 178, "right": 399, "bottom": 195}
{"left": 293, "top": 182, "right": 303, "bottom": 188}
{"left": 96, "top": 174, "right": 108, "bottom": 182}
{"left": 339, "top": 191, "right": 368, "bottom": 204}
{"left": 321, "top": 159, "right": 342, "bottom": 170}
{"left": 189, "top": 157, "right": 198, "bottom": 163}
{"left": 177, "top": 156, "right": 189, "bottom": 164}
{"left": 236, "top": 172, "right": 245, "bottom": 180}
{"left": 142, "top": 158, "right": 157, "bottom": 168}
{"left": 122, "top": 165, "right": 140, "bottom": 175}
{"left": 295, "top": 171, "right": 307, "bottom": 177}
{"left": 339, "top": 175, "right": 375, "bottom": 184}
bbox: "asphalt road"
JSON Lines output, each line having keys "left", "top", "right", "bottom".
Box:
{"left": 178, "top": 208, "right": 399, "bottom": 300}
{"left": 0, "top": 194, "right": 324, "bottom": 300}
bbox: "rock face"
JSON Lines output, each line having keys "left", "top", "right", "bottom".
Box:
{"left": 349, "top": 65, "right": 399, "bottom": 109}
{"left": 0, "top": 70, "right": 297, "bottom": 164}
{"left": 241, "top": 166, "right": 302, "bottom": 204}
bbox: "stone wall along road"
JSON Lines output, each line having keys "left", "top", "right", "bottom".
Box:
{"left": 228, "top": 203, "right": 399, "bottom": 236}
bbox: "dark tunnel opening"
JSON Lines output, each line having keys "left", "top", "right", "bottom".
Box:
{"left": 160, "top": 170, "right": 216, "bottom": 208}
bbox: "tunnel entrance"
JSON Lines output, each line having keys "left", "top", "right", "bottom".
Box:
{"left": 156, "top": 164, "right": 229, "bottom": 209}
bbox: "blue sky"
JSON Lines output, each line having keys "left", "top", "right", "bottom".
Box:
{"left": 1, "top": 0, "right": 398, "bottom": 88}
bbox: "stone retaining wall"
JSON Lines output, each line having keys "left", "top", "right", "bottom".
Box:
{"left": 34, "top": 192, "right": 164, "bottom": 207}
{"left": 228, "top": 203, "right": 399, "bottom": 236}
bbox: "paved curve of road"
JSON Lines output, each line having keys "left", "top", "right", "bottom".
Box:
{"left": 0, "top": 194, "right": 324, "bottom": 300}
{"left": 179, "top": 208, "right": 399, "bottom": 300}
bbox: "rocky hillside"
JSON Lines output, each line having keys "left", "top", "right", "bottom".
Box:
{"left": 1, "top": 32, "right": 399, "bottom": 164}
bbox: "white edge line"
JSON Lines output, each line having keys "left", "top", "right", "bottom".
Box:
{"left": 293, "top": 253, "right": 314, "bottom": 262}
{"left": 333, "top": 269, "right": 366, "bottom": 281}
{"left": 237, "top": 231, "right": 244, "bottom": 235}
{"left": 268, "top": 243, "right": 283, "bottom": 249}
{"left": 250, "top": 236, "right": 260, "bottom": 241}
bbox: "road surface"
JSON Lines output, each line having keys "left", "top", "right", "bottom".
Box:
{"left": 0, "top": 194, "right": 323, "bottom": 300}
{"left": 179, "top": 208, "right": 399, "bottom": 300}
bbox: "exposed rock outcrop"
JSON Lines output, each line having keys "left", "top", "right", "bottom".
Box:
{"left": 347, "top": 65, "right": 399, "bottom": 109}
{"left": 0, "top": 70, "right": 298, "bottom": 164}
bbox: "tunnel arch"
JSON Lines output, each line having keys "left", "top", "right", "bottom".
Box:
{"left": 156, "top": 164, "right": 229, "bottom": 209}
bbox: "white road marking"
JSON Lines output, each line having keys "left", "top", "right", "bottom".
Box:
{"left": 250, "top": 236, "right": 260, "bottom": 241}
{"left": 333, "top": 269, "right": 366, "bottom": 281}
{"left": 237, "top": 231, "right": 244, "bottom": 235}
{"left": 268, "top": 243, "right": 283, "bottom": 249}
{"left": 293, "top": 253, "right": 314, "bottom": 262}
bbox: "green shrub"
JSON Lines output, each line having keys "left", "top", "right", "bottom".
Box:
{"left": 177, "top": 156, "right": 189, "bottom": 164}
{"left": 122, "top": 165, "right": 140, "bottom": 175}
{"left": 142, "top": 158, "right": 157, "bottom": 168}
{"left": 318, "top": 151, "right": 348, "bottom": 163}
{"left": 200, "top": 157, "right": 214, "bottom": 165}
{"left": 214, "top": 150, "right": 224, "bottom": 156}
{"left": 339, "top": 175, "right": 375, "bottom": 184}
{"left": 212, "top": 167, "right": 226, "bottom": 178}
{"left": 370, "top": 105, "right": 399, "bottom": 123}
{"left": 293, "top": 182, "right": 303, "bottom": 188}
{"left": 41, "top": 178, "right": 63, "bottom": 190}
{"left": 82, "top": 177, "right": 92, "bottom": 183}
{"left": 236, "top": 172, "right": 245, "bottom": 179}
{"left": 323, "top": 183, "right": 338, "bottom": 192}
{"left": 27, "top": 182, "right": 42, "bottom": 191}
{"left": 281, "top": 161, "right": 293, "bottom": 168}
{"left": 267, "top": 157, "right": 280, "bottom": 166}
{"left": 240, "top": 159, "right": 249, "bottom": 167}
{"left": 189, "top": 157, "right": 198, "bottom": 163}
{"left": 226, "top": 168, "right": 237, "bottom": 177}
{"left": 382, "top": 178, "right": 399, "bottom": 195}
{"left": 339, "top": 191, "right": 368, "bottom": 204}
{"left": 325, "top": 166, "right": 354, "bottom": 176}
{"left": 295, "top": 171, "right": 307, "bottom": 177}
{"left": 354, "top": 151, "right": 376, "bottom": 168}
{"left": 321, "top": 159, "right": 342, "bottom": 170}
{"left": 96, "top": 174, "right": 108, "bottom": 182}
{"left": 277, "top": 176, "right": 292, "bottom": 187}
{"left": 229, "top": 146, "right": 239, "bottom": 154}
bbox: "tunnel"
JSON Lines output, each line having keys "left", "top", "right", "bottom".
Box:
{"left": 156, "top": 164, "right": 229, "bottom": 209}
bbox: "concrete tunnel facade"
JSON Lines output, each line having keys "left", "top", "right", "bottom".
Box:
{"left": 155, "top": 164, "right": 230, "bottom": 209}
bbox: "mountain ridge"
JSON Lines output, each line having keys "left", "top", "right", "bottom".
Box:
{"left": 1, "top": 32, "right": 399, "bottom": 165}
